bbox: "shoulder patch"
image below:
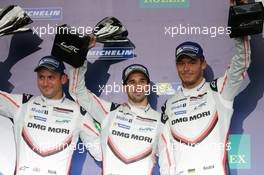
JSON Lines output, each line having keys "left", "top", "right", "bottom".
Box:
{"left": 22, "top": 93, "right": 33, "bottom": 104}
{"left": 161, "top": 100, "right": 168, "bottom": 124}
{"left": 110, "top": 102, "right": 120, "bottom": 111}
{"left": 210, "top": 79, "right": 218, "bottom": 92}
{"left": 80, "top": 106, "right": 87, "bottom": 116}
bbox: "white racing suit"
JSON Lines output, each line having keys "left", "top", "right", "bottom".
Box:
{"left": 69, "top": 64, "right": 174, "bottom": 175}
{"left": 0, "top": 92, "right": 101, "bottom": 175}
{"left": 164, "top": 37, "right": 251, "bottom": 175}
{"left": 0, "top": 116, "right": 16, "bottom": 175}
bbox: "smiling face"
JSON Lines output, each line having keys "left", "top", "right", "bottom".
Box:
{"left": 37, "top": 67, "right": 68, "bottom": 99}
{"left": 176, "top": 56, "right": 207, "bottom": 89}
{"left": 125, "top": 71, "right": 149, "bottom": 107}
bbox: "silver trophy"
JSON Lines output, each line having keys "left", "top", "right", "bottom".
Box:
{"left": 0, "top": 5, "right": 33, "bottom": 36}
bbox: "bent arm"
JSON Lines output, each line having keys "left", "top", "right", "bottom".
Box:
{"left": 0, "top": 90, "right": 21, "bottom": 118}
{"left": 69, "top": 62, "right": 112, "bottom": 124}
{"left": 215, "top": 36, "right": 251, "bottom": 101}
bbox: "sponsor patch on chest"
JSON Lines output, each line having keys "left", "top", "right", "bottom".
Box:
{"left": 171, "top": 111, "right": 211, "bottom": 125}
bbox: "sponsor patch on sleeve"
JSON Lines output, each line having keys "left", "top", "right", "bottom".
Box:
{"left": 210, "top": 79, "right": 218, "bottom": 92}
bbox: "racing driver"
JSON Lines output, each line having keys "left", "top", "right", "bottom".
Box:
{"left": 69, "top": 62, "right": 174, "bottom": 175}
{"left": 0, "top": 56, "right": 101, "bottom": 175}
{"left": 164, "top": 36, "right": 251, "bottom": 175}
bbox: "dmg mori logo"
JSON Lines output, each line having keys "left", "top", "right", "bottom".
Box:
{"left": 60, "top": 42, "right": 80, "bottom": 53}
{"left": 140, "top": 0, "right": 189, "bottom": 8}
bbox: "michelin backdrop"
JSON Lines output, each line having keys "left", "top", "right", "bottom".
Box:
{"left": 0, "top": 0, "right": 263, "bottom": 175}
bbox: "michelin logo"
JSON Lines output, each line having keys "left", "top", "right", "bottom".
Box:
{"left": 87, "top": 47, "right": 134, "bottom": 60}
{"left": 24, "top": 7, "right": 62, "bottom": 20}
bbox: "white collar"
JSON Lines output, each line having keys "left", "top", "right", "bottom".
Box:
{"left": 181, "top": 78, "right": 206, "bottom": 97}
{"left": 40, "top": 94, "right": 66, "bottom": 105}
{"left": 127, "top": 102, "right": 151, "bottom": 113}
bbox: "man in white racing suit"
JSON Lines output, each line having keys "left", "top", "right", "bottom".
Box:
{"left": 69, "top": 63, "right": 174, "bottom": 175}
{"left": 164, "top": 36, "right": 251, "bottom": 175}
{"left": 0, "top": 56, "right": 101, "bottom": 175}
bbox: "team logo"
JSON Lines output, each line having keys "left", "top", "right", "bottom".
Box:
{"left": 138, "top": 127, "right": 154, "bottom": 133}
{"left": 55, "top": 119, "right": 71, "bottom": 124}
{"left": 116, "top": 115, "right": 132, "bottom": 123}
{"left": 194, "top": 101, "right": 207, "bottom": 110}
{"left": 31, "top": 107, "right": 48, "bottom": 115}
{"left": 113, "top": 122, "right": 131, "bottom": 130}
{"left": 58, "top": 42, "right": 80, "bottom": 54}
{"left": 174, "top": 110, "right": 187, "bottom": 115}
{"left": 171, "top": 103, "right": 186, "bottom": 110}
{"left": 34, "top": 116, "right": 47, "bottom": 122}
